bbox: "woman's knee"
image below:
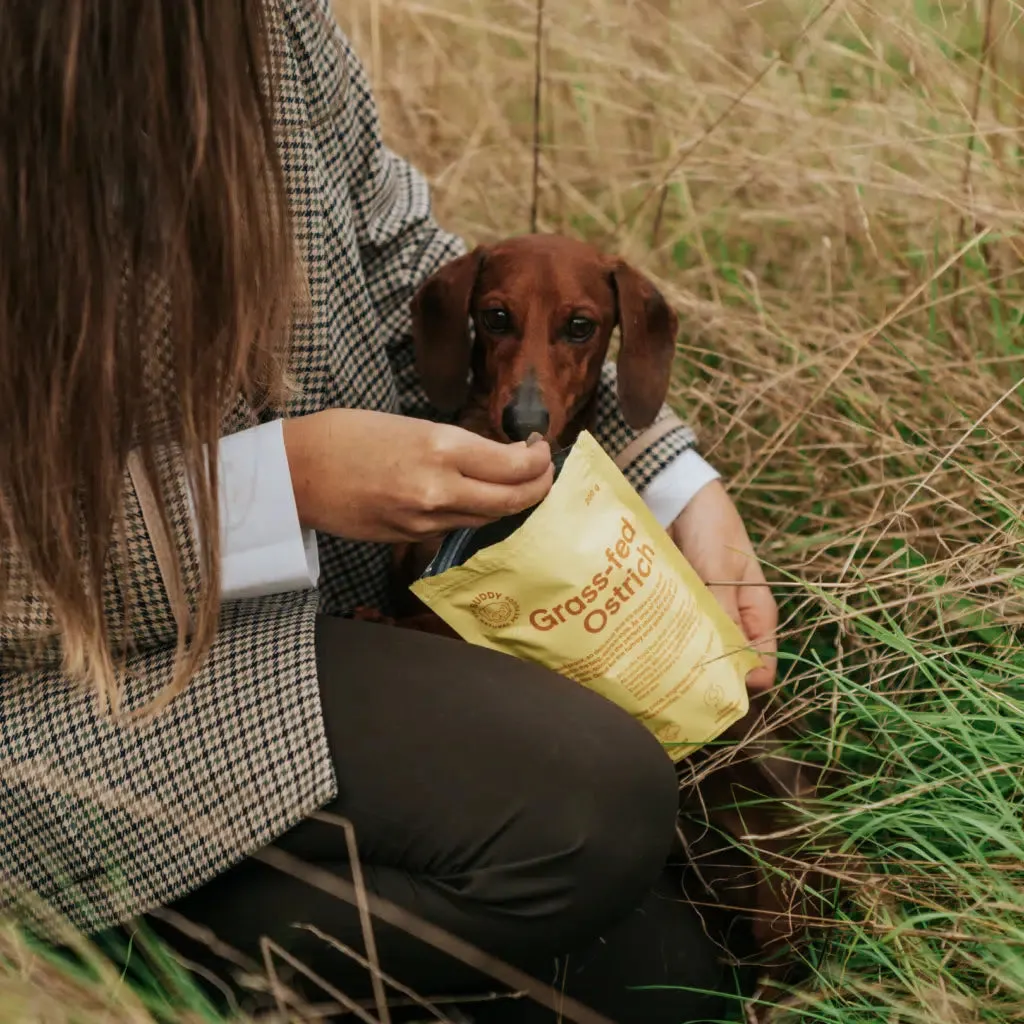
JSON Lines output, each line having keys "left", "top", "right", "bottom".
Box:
{"left": 440, "top": 688, "right": 680, "bottom": 951}
{"left": 548, "top": 697, "right": 679, "bottom": 938}
{"left": 314, "top": 620, "right": 679, "bottom": 952}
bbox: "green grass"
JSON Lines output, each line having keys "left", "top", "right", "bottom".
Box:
{"left": 765, "top": 608, "right": 1024, "bottom": 1022}
{"left": 1, "top": 918, "right": 230, "bottom": 1023}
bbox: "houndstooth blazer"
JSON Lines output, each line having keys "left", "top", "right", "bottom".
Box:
{"left": 0, "top": 0, "right": 698, "bottom": 938}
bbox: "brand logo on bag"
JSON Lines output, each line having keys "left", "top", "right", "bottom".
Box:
{"left": 704, "top": 683, "right": 725, "bottom": 710}
{"left": 469, "top": 591, "right": 520, "bottom": 629}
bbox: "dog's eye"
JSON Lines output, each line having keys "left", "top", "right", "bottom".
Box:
{"left": 565, "top": 316, "right": 596, "bottom": 342}
{"left": 481, "top": 308, "right": 512, "bottom": 334}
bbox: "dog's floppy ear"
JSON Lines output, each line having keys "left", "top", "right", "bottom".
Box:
{"left": 411, "top": 247, "right": 485, "bottom": 414}
{"left": 611, "top": 262, "right": 679, "bottom": 429}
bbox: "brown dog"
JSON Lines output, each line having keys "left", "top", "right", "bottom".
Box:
{"left": 357, "top": 234, "right": 828, "bottom": 1002}
{"left": 410, "top": 233, "right": 678, "bottom": 446}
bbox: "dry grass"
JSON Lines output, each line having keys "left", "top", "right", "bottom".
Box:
{"left": 341, "top": 0, "right": 1023, "bottom": 606}
{"left": 3, "top": 0, "right": 1023, "bottom": 1020}
{"left": 0, "top": 917, "right": 217, "bottom": 1024}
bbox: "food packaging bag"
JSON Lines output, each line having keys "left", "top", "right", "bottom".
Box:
{"left": 410, "top": 430, "right": 760, "bottom": 760}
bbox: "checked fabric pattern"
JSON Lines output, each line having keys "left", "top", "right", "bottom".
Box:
{"left": 0, "top": 0, "right": 699, "bottom": 938}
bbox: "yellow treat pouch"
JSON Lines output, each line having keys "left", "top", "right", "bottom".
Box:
{"left": 410, "top": 430, "right": 760, "bottom": 760}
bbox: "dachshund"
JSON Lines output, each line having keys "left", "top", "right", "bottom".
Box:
{"left": 410, "top": 233, "right": 678, "bottom": 447}
{"left": 357, "top": 234, "right": 831, "bottom": 1004}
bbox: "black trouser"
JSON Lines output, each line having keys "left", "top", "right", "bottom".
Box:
{"left": 141, "top": 615, "right": 754, "bottom": 1022}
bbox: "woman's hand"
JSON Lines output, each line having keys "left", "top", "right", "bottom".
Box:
{"left": 668, "top": 480, "right": 778, "bottom": 691}
{"left": 282, "top": 409, "right": 554, "bottom": 544}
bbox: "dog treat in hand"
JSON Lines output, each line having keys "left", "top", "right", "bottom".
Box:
{"left": 410, "top": 431, "right": 760, "bottom": 760}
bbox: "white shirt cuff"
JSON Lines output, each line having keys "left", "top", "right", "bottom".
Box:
{"left": 641, "top": 448, "right": 721, "bottom": 529}
{"left": 196, "top": 419, "right": 320, "bottom": 601}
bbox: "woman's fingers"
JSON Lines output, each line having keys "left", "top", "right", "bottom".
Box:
{"left": 737, "top": 561, "right": 779, "bottom": 690}
{"left": 443, "top": 428, "right": 554, "bottom": 486}
{"left": 443, "top": 463, "right": 556, "bottom": 522}
{"left": 283, "top": 410, "right": 554, "bottom": 544}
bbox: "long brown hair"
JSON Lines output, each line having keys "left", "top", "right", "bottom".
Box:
{"left": 0, "top": 1, "right": 299, "bottom": 714}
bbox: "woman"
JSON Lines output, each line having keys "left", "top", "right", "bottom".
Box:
{"left": 0, "top": 1, "right": 777, "bottom": 1020}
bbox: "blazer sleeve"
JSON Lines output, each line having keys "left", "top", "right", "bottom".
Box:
{"left": 123, "top": 427, "right": 321, "bottom": 644}
{"left": 591, "top": 363, "right": 719, "bottom": 525}
{"left": 321, "top": 21, "right": 466, "bottom": 421}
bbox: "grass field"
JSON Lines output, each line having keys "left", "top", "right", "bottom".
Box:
{"left": 3, "top": 0, "right": 1023, "bottom": 1020}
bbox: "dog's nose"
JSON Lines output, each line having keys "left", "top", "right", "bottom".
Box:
{"left": 501, "top": 400, "right": 550, "bottom": 442}
{"left": 501, "top": 371, "right": 550, "bottom": 441}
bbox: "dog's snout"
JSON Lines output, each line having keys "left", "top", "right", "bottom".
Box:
{"left": 501, "top": 372, "right": 549, "bottom": 441}
{"left": 502, "top": 402, "right": 549, "bottom": 441}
